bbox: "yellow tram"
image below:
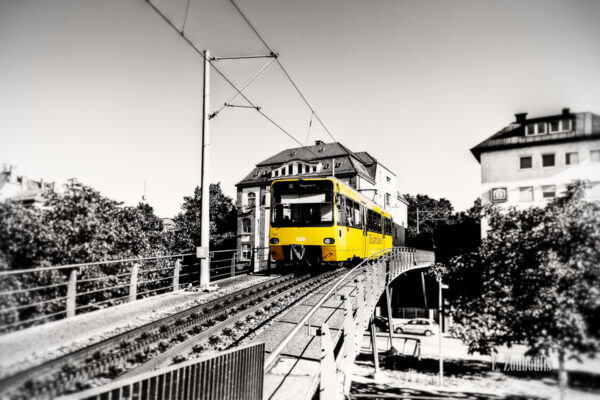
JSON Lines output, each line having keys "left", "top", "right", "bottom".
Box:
{"left": 269, "top": 177, "right": 394, "bottom": 265}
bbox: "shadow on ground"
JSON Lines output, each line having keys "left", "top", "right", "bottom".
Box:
{"left": 352, "top": 352, "right": 600, "bottom": 397}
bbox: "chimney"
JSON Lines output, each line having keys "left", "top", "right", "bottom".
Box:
{"left": 562, "top": 107, "right": 570, "bottom": 115}
{"left": 314, "top": 140, "right": 325, "bottom": 146}
{"left": 515, "top": 113, "right": 527, "bottom": 123}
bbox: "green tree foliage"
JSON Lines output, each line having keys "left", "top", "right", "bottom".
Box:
{"left": 402, "top": 193, "right": 454, "bottom": 249}
{"left": 170, "top": 183, "right": 237, "bottom": 252}
{"left": 433, "top": 199, "right": 482, "bottom": 264}
{"left": 443, "top": 182, "right": 600, "bottom": 393}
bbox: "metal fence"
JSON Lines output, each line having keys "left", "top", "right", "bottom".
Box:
{"left": 264, "top": 246, "right": 436, "bottom": 400}
{"left": 59, "top": 343, "right": 265, "bottom": 400}
{"left": 0, "top": 248, "right": 257, "bottom": 334}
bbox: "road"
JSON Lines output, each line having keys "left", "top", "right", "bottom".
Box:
{"left": 367, "top": 331, "right": 600, "bottom": 374}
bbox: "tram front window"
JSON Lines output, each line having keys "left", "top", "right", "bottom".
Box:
{"left": 271, "top": 180, "right": 334, "bottom": 227}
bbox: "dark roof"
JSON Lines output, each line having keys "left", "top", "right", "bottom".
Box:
{"left": 237, "top": 142, "right": 379, "bottom": 187}
{"left": 256, "top": 142, "right": 354, "bottom": 166}
{"left": 471, "top": 111, "right": 600, "bottom": 162}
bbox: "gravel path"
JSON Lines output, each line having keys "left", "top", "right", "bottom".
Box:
{"left": 0, "top": 274, "right": 277, "bottom": 379}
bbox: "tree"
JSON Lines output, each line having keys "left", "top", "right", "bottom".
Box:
{"left": 442, "top": 182, "right": 600, "bottom": 398}
{"left": 432, "top": 198, "right": 482, "bottom": 265}
{"left": 170, "top": 183, "right": 237, "bottom": 252}
{"left": 402, "top": 194, "right": 454, "bottom": 249}
{"left": 0, "top": 180, "right": 171, "bottom": 329}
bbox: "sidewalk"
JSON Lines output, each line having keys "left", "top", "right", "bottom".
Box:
{"left": 0, "top": 274, "right": 274, "bottom": 378}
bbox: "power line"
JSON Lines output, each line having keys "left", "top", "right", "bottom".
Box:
{"left": 144, "top": 0, "right": 318, "bottom": 157}
{"left": 229, "top": 0, "right": 339, "bottom": 144}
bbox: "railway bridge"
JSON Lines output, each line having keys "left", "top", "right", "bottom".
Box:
{"left": 64, "top": 247, "right": 435, "bottom": 400}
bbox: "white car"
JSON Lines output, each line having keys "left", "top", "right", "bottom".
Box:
{"left": 393, "top": 318, "right": 439, "bottom": 336}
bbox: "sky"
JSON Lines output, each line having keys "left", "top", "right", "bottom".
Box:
{"left": 1, "top": 0, "right": 600, "bottom": 217}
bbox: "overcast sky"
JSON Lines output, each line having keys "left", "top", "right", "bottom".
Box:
{"left": 2, "top": 0, "right": 600, "bottom": 217}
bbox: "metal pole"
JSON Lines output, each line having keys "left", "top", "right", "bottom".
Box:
{"left": 369, "top": 314, "right": 380, "bottom": 375}
{"left": 199, "top": 49, "right": 211, "bottom": 287}
{"left": 384, "top": 285, "right": 395, "bottom": 351}
{"left": 416, "top": 208, "right": 420, "bottom": 235}
{"left": 438, "top": 277, "right": 444, "bottom": 386}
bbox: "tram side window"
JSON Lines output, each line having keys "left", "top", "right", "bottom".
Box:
{"left": 354, "top": 202, "right": 361, "bottom": 229}
{"left": 336, "top": 195, "right": 347, "bottom": 226}
{"left": 384, "top": 217, "right": 392, "bottom": 236}
{"left": 367, "top": 209, "right": 382, "bottom": 233}
{"left": 345, "top": 198, "right": 354, "bottom": 227}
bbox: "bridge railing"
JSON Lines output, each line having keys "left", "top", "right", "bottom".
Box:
{"left": 265, "top": 246, "right": 435, "bottom": 400}
{"left": 0, "top": 247, "right": 270, "bottom": 334}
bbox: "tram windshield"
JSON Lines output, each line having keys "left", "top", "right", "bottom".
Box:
{"left": 271, "top": 180, "right": 334, "bottom": 227}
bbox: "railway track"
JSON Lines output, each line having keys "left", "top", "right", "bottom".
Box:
{"left": 0, "top": 274, "right": 299, "bottom": 399}
{"left": 118, "top": 268, "right": 343, "bottom": 378}
{"left": 0, "top": 269, "right": 343, "bottom": 399}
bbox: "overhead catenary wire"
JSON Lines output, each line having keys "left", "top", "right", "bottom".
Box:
{"left": 144, "top": 0, "right": 319, "bottom": 158}
{"left": 181, "top": 0, "right": 193, "bottom": 34}
{"left": 305, "top": 111, "right": 314, "bottom": 145}
{"left": 229, "top": 0, "right": 339, "bottom": 144}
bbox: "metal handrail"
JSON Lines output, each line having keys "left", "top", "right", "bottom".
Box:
{"left": 264, "top": 247, "right": 393, "bottom": 369}
{"left": 0, "top": 252, "right": 195, "bottom": 276}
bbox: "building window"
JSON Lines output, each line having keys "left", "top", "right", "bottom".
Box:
{"left": 261, "top": 193, "right": 266, "bottom": 206}
{"left": 526, "top": 125, "right": 535, "bottom": 136}
{"left": 536, "top": 122, "right": 546, "bottom": 134}
{"left": 542, "top": 185, "right": 556, "bottom": 199}
{"left": 519, "top": 187, "right": 534, "bottom": 202}
{"left": 241, "top": 244, "right": 251, "bottom": 261}
{"left": 565, "top": 152, "right": 579, "bottom": 165}
{"left": 242, "top": 218, "right": 251, "bottom": 233}
{"left": 549, "top": 119, "right": 572, "bottom": 133}
{"left": 591, "top": 150, "right": 600, "bottom": 162}
{"left": 386, "top": 176, "right": 391, "bottom": 183}
{"left": 526, "top": 123, "right": 546, "bottom": 136}
{"left": 247, "top": 192, "right": 256, "bottom": 207}
{"left": 520, "top": 156, "right": 532, "bottom": 169}
{"left": 313, "top": 166, "right": 317, "bottom": 172}
{"left": 542, "top": 154, "right": 555, "bottom": 167}
{"left": 385, "top": 193, "right": 391, "bottom": 207}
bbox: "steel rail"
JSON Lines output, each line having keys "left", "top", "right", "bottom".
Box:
{"left": 0, "top": 275, "right": 292, "bottom": 397}
{"left": 264, "top": 248, "right": 392, "bottom": 369}
{"left": 118, "top": 270, "right": 342, "bottom": 378}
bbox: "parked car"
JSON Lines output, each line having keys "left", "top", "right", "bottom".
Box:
{"left": 393, "top": 318, "right": 439, "bottom": 336}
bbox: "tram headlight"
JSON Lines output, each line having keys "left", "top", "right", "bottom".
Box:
{"left": 323, "top": 238, "right": 335, "bottom": 244}
{"left": 269, "top": 238, "right": 279, "bottom": 244}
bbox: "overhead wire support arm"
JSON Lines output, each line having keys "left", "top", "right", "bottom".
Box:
{"left": 225, "top": 104, "right": 262, "bottom": 110}
{"left": 145, "top": 0, "right": 320, "bottom": 157}
{"left": 212, "top": 53, "right": 278, "bottom": 61}
{"left": 229, "top": 0, "right": 338, "bottom": 143}
{"left": 209, "top": 57, "right": 276, "bottom": 120}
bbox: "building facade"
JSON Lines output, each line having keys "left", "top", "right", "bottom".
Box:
{"left": 0, "top": 165, "right": 55, "bottom": 206}
{"left": 471, "top": 108, "right": 600, "bottom": 218}
{"left": 235, "top": 141, "right": 408, "bottom": 270}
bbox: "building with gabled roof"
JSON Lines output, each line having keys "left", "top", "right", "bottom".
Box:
{"left": 235, "top": 141, "right": 408, "bottom": 270}
{"left": 471, "top": 108, "right": 600, "bottom": 230}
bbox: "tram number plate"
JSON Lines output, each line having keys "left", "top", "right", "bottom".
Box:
{"left": 296, "top": 237, "right": 306, "bottom": 242}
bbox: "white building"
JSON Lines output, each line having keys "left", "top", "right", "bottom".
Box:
{"left": 471, "top": 108, "right": 600, "bottom": 216}
{"left": 0, "top": 165, "right": 55, "bottom": 206}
